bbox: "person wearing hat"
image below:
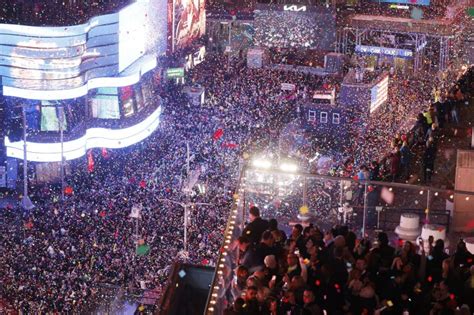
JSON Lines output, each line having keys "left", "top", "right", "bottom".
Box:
{"left": 243, "top": 206, "right": 269, "bottom": 246}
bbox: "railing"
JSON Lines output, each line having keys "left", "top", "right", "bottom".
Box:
{"left": 204, "top": 162, "right": 247, "bottom": 315}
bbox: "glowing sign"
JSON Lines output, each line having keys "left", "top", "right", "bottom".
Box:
{"left": 370, "top": 76, "right": 389, "bottom": 113}
{"left": 355, "top": 45, "right": 413, "bottom": 58}
{"left": 283, "top": 5, "right": 307, "bottom": 11}
{"left": 5, "top": 106, "right": 162, "bottom": 162}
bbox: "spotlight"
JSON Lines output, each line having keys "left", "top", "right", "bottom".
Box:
{"left": 252, "top": 158, "right": 272, "bottom": 169}
{"left": 280, "top": 162, "right": 298, "bottom": 173}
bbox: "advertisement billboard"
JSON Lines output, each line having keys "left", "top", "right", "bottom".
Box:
{"left": 254, "top": 4, "right": 336, "bottom": 50}
{"left": 0, "top": 1, "right": 167, "bottom": 100}
{"left": 370, "top": 75, "right": 389, "bottom": 113}
{"left": 166, "top": 67, "right": 185, "bottom": 78}
{"left": 170, "top": 0, "right": 206, "bottom": 50}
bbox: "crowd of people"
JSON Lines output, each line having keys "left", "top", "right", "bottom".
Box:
{"left": 223, "top": 206, "right": 474, "bottom": 315}
{"left": 345, "top": 68, "right": 469, "bottom": 187}
{"left": 0, "top": 54, "right": 338, "bottom": 313}
{"left": 254, "top": 10, "right": 335, "bottom": 50}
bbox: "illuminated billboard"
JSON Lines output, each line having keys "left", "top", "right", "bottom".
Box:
{"left": 370, "top": 75, "right": 389, "bottom": 113}
{"left": 5, "top": 106, "right": 162, "bottom": 162}
{"left": 170, "top": 0, "right": 206, "bottom": 50}
{"left": 0, "top": 1, "right": 167, "bottom": 100}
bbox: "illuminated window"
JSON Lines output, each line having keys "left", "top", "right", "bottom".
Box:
{"left": 320, "top": 111, "right": 328, "bottom": 123}
{"left": 308, "top": 110, "right": 317, "bottom": 122}
{"left": 332, "top": 113, "right": 340, "bottom": 124}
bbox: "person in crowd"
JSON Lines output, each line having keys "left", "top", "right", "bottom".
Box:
{"left": 399, "top": 141, "right": 412, "bottom": 181}
{"left": 422, "top": 137, "right": 437, "bottom": 183}
{"left": 243, "top": 206, "right": 270, "bottom": 246}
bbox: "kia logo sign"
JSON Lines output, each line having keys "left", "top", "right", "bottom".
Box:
{"left": 283, "top": 5, "right": 307, "bottom": 11}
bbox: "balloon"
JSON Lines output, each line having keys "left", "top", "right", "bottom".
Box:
{"left": 299, "top": 205, "right": 309, "bottom": 215}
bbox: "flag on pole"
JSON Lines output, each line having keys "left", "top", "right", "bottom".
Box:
{"left": 87, "top": 150, "right": 94, "bottom": 173}
{"left": 221, "top": 142, "right": 238, "bottom": 149}
{"left": 212, "top": 128, "right": 224, "bottom": 141}
{"left": 130, "top": 204, "right": 142, "bottom": 219}
{"left": 101, "top": 148, "right": 109, "bottom": 159}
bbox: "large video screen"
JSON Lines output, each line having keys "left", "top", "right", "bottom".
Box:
{"left": 90, "top": 88, "right": 121, "bottom": 119}
{"left": 118, "top": 2, "right": 147, "bottom": 72}
{"left": 41, "top": 102, "right": 68, "bottom": 131}
{"left": 254, "top": 4, "right": 336, "bottom": 50}
{"left": 374, "top": 0, "right": 430, "bottom": 5}
{"left": 170, "top": 0, "right": 206, "bottom": 49}
{"left": 370, "top": 75, "right": 389, "bottom": 113}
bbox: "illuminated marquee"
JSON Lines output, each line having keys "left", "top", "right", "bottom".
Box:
{"left": 355, "top": 45, "right": 413, "bottom": 58}
{"left": 5, "top": 106, "right": 162, "bottom": 162}
{"left": 283, "top": 5, "right": 307, "bottom": 11}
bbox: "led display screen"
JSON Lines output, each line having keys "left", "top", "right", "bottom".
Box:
{"left": 40, "top": 102, "right": 68, "bottom": 131}
{"left": 374, "top": 0, "right": 430, "bottom": 5}
{"left": 370, "top": 76, "right": 389, "bottom": 113}
{"left": 90, "top": 88, "right": 121, "bottom": 119}
{"left": 118, "top": 1, "right": 147, "bottom": 72}
{"left": 170, "top": 0, "right": 206, "bottom": 50}
{"left": 254, "top": 4, "right": 336, "bottom": 50}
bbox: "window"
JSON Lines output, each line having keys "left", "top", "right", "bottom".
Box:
{"left": 332, "top": 113, "right": 340, "bottom": 124}
{"left": 308, "top": 110, "right": 317, "bottom": 122}
{"left": 320, "top": 111, "right": 328, "bottom": 123}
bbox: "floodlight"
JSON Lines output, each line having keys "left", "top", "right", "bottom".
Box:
{"left": 252, "top": 158, "right": 272, "bottom": 169}
{"left": 280, "top": 162, "right": 298, "bottom": 173}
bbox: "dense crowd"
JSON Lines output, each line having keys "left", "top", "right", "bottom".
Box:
{"left": 254, "top": 10, "right": 335, "bottom": 50}
{"left": 0, "top": 54, "right": 336, "bottom": 313}
{"left": 345, "top": 68, "right": 469, "bottom": 186}
{"left": 223, "top": 206, "right": 474, "bottom": 315}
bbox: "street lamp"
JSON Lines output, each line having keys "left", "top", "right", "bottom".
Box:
{"left": 158, "top": 198, "right": 212, "bottom": 259}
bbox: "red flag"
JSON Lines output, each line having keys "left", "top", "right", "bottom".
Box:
{"left": 64, "top": 186, "right": 74, "bottom": 195}
{"left": 101, "top": 148, "right": 109, "bottom": 159}
{"left": 87, "top": 150, "right": 94, "bottom": 173}
{"left": 221, "top": 142, "right": 238, "bottom": 149}
{"left": 212, "top": 128, "right": 224, "bottom": 141}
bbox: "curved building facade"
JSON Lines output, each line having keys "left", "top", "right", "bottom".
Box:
{"left": 0, "top": 0, "right": 168, "bottom": 164}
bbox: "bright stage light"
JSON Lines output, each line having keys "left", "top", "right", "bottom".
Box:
{"left": 252, "top": 158, "right": 272, "bottom": 169}
{"left": 280, "top": 162, "right": 298, "bottom": 173}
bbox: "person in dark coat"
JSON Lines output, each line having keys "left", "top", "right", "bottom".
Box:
{"left": 243, "top": 206, "right": 269, "bottom": 246}
{"left": 422, "top": 137, "right": 437, "bottom": 183}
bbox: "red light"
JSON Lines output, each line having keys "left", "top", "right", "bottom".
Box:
{"left": 450, "top": 293, "right": 455, "bottom": 300}
{"left": 468, "top": 258, "right": 472, "bottom": 263}
{"left": 334, "top": 283, "right": 340, "bottom": 289}
{"left": 315, "top": 280, "right": 321, "bottom": 286}
{"left": 427, "top": 276, "right": 432, "bottom": 282}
